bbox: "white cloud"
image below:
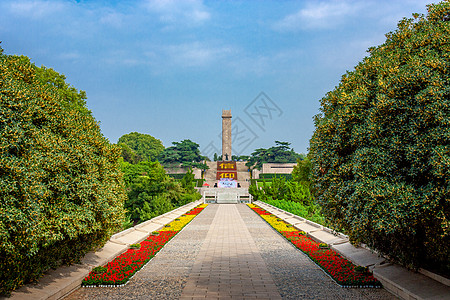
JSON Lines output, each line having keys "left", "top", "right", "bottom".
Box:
{"left": 7, "top": 0, "right": 66, "bottom": 19}
{"left": 143, "top": 0, "right": 210, "bottom": 25}
{"left": 274, "top": 1, "right": 362, "bottom": 31}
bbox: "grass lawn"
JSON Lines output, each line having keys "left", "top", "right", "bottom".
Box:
{"left": 257, "top": 181, "right": 272, "bottom": 188}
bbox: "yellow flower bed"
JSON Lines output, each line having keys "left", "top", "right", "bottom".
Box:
{"left": 159, "top": 204, "right": 208, "bottom": 232}
{"left": 159, "top": 215, "right": 196, "bottom": 232}
{"left": 261, "top": 214, "right": 298, "bottom": 232}
{"left": 247, "top": 203, "right": 257, "bottom": 209}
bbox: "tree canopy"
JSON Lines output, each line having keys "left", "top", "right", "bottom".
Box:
{"left": 309, "top": 1, "right": 450, "bottom": 275}
{"left": 245, "top": 141, "right": 303, "bottom": 170}
{"left": 0, "top": 49, "right": 126, "bottom": 295}
{"left": 120, "top": 160, "right": 201, "bottom": 223}
{"left": 118, "top": 132, "right": 164, "bottom": 163}
{"left": 35, "top": 65, "right": 91, "bottom": 117}
{"left": 158, "top": 139, "right": 208, "bottom": 169}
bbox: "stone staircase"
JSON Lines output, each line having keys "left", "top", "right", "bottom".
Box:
{"left": 199, "top": 188, "right": 252, "bottom": 204}
{"left": 217, "top": 191, "right": 239, "bottom": 204}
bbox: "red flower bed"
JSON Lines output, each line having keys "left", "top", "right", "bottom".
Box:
{"left": 82, "top": 204, "right": 207, "bottom": 287}
{"left": 82, "top": 231, "right": 177, "bottom": 286}
{"left": 184, "top": 206, "right": 205, "bottom": 215}
{"left": 282, "top": 231, "right": 380, "bottom": 287}
{"left": 250, "top": 207, "right": 271, "bottom": 215}
{"left": 249, "top": 205, "right": 381, "bottom": 287}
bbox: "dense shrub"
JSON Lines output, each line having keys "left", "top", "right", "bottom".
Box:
{"left": 0, "top": 51, "right": 126, "bottom": 295}
{"left": 249, "top": 177, "right": 324, "bottom": 224}
{"left": 121, "top": 160, "right": 201, "bottom": 223}
{"left": 262, "top": 199, "right": 325, "bottom": 225}
{"left": 309, "top": 2, "right": 450, "bottom": 275}
{"left": 252, "top": 176, "right": 313, "bottom": 206}
{"left": 292, "top": 157, "right": 312, "bottom": 183}
{"left": 167, "top": 173, "right": 186, "bottom": 179}
{"left": 259, "top": 173, "right": 292, "bottom": 180}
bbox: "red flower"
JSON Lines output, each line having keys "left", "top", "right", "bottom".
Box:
{"left": 250, "top": 206, "right": 381, "bottom": 287}
{"left": 82, "top": 206, "right": 205, "bottom": 286}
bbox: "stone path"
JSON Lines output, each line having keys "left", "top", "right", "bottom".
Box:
{"left": 180, "top": 205, "right": 281, "bottom": 299}
{"left": 66, "top": 204, "right": 397, "bottom": 300}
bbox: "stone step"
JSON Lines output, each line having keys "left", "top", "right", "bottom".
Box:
{"left": 216, "top": 199, "right": 239, "bottom": 204}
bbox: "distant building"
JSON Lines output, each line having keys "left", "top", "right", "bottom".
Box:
{"left": 252, "top": 163, "right": 297, "bottom": 179}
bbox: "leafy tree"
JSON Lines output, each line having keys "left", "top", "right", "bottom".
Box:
{"left": 118, "top": 132, "right": 164, "bottom": 163}
{"left": 120, "top": 160, "right": 201, "bottom": 223}
{"left": 138, "top": 194, "right": 174, "bottom": 221}
{"left": 180, "top": 168, "right": 196, "bottom": 193}
{"left": 118, "top": 142, "right": 140, "bottom": 164}
{"left": 232, "top": 155, "right": 250, "bottom": 161}
{"left": 34, "top": 65, "right": 91, "bottom": 117}
{"left": 292, "top": 157, "right": 312, "bottom": 183}
{"left": 309, "top": 1, "right": 450, "bottom": 275}
{"left": 248, "top": 176, "right": 323, "bottom": 223}
{"left": 0, "top": 49, "right": 126, "bottom": 295}
{"left": 158, "top": 139, "right": 208, "bottom": 169}
{"left": 246, "top": 141, "right": 302, "bottom": 170}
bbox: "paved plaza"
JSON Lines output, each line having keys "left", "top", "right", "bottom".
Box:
{"left": 66, "top": 204, "right": 396, "bottom": 300}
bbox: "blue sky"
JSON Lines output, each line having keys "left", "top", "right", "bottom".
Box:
{"left": 0, "top": 0, "right": 437, "bottom": 158}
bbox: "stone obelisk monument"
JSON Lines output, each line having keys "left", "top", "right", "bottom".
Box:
{"left": 222, "top": 109, "right": 232, "bottom": 161}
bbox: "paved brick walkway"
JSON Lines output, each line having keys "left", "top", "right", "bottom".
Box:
{"left": 66, "top": 204, "right": 396, "bottom": 300}
{"left": 180, "top": 205, "right": 281, "bottom": 300}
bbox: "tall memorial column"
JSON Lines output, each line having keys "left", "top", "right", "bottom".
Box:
{"left": 222, "top": 109, "right": 232, "bottom": 161}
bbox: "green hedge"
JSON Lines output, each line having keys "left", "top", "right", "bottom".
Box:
{"left": 259, "top": 173, "right": 292, "bottom": 180}
{"left": 0, "top": 52, "right": 126, "bottom": 295}
{"left": 309, "top": 2, "right": 450, "bottom": 275}
{"left": 261, "top": 199, "right": 325, "bottom": 226}
{"left": 167, "top": 173, "right": 185, "bottom": 179}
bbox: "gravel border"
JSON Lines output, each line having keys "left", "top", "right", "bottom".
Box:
{"left": 237, "top": 204, "right": 398, "bottom": 300}
{"left": 65, "top": 205, "right": 218, "bottom": 300}
{"left": 67, "top": 204, "right": 397, "bottom": 300}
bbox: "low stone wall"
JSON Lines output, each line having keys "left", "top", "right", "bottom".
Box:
{"left": 8, "top": 199, "right": 204, "bottom": 300}
{"left": 254, "top": 200, "right": 450, "bottom": 300}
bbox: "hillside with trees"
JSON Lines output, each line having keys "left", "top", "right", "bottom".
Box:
{"left": 309, "top": 2, "right": 450, "bottom": 276}
{"left": 246, "top": 141, "right": 303, "bottom": 170}
{"left": 0, "top": 47, "right": 126, "bottom": 295}
{"left": 120, "top": 159, "right": 201, "bottom": 225}
{"left": 116, "top": 134, "right": 202, "bottom": 225}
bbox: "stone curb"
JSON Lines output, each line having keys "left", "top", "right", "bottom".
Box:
{"left": 254, "top": 201, "right": 450, "bottom": 300}
{"left": 6, "top": 200, "right": 203, "bottom": 300}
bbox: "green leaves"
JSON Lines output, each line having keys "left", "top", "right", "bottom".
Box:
{"left": 118, "top": 132, "right": 164, "bottom": 163}
{"left": 0, "top": 51, "right": 126, "bottom": 295}
{"left": 245, "top": 141, "right": 302, "bottom": 170}
{"left": 158, "top": 139, "right": 208, "bottom": 169}
{"left": 310, "top": 1, "right": 450, "bottom": 276}
{"left": 121, "top": 159, "right": 201, "bottom": 223}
